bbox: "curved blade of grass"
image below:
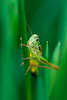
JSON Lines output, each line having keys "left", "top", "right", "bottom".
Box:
{"left": 0, "top": 0, "right": 19, "bottom": 100}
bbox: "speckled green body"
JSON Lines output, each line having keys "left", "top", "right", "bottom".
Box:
{"left": 26, "top": 34, "right": 49, "bottom": 74}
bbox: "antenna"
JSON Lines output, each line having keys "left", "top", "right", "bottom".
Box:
{"left": 27, "top": 24, "right": 33, "bottom": 35}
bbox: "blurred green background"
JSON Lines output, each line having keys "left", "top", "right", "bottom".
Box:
{"left": 0, "top": 0, "right": 67, "bottom": 100}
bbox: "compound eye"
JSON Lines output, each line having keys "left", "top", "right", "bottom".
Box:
{"left": 36, "top": 38, "right": 39, "bottom": 41}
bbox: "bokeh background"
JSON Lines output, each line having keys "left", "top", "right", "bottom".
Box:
{"left": 0, "top": 0, "right": 67, "bottom": 100}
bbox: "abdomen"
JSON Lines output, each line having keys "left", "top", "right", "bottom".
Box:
{"left": 29, "top": 59, "right": 39, "bottom": 73}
